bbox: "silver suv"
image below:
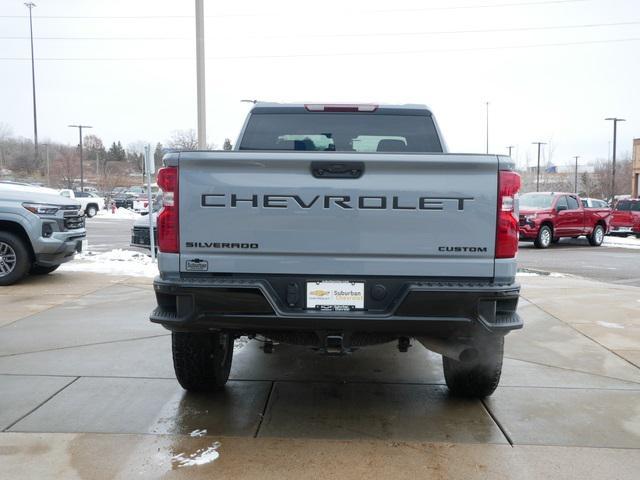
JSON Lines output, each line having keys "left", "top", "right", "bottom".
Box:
{"left": 0, "top": 183, "right": 86, "bottom": 285}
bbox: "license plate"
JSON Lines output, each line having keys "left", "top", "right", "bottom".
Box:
{"left": 306, "top": 281, "right": 365, "bottom": 311}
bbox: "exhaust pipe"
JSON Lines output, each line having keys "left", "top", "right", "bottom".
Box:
{"left": 416, "top": 336, "right": 479, "bottom": 363}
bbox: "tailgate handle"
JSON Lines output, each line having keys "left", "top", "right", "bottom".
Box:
{"left": 311, "top": 161, "right": 364, "bottom": 179}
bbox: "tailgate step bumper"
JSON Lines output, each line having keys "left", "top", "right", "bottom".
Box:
{"left": 151, "top": 275, "right": 521, "bottom": 335}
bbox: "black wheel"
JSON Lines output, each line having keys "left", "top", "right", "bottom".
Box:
{"left": 30, "top": 264, "right": 60, "bottom": 275}
{"left": 172, "top": 331, "right": 234, "bottom": 392}
{"left": 443, "top": 336, "right": 504, "bottom": 398}
{"left": 534, "top": 225, "right": 552, "bottom": 249}
{"left": 0, "top": 232, "right": 31, "bottom": 286}
{"left": 588, "top": 224, "right": 604, "bottom": 246}
{"left": 85, "top": 205, "right": 98, "bottom": 218}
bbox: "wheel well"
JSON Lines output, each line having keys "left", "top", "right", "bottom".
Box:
{"left": 539, "top": 221, "right": 553, "bottom": 233}
{"left": 86, "top": 203, "right": 99, "bottom": 210}
{"left": 0, "top": 220, "right": 35, "bottom": 261}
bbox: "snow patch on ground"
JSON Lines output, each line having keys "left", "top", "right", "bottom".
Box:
{"left": 94, "top": 208, "right": 141, "bottom": 220}
{"left": 172, "top": 442, "right": 221, "bottom": 468}
{"left": 60, "top": 249, "right": 157, "bottom": 277}
{"left": 189, "top": 429, "right": 207, "bottom": 438}
{"left": 517, "top": 269, "right": 566, "bottom": 278}
{"left": 597, "top": 321, "right": 625, "bottom": 329}
{"left": 234, "top": 336, "right": 250, "bottom": 352}
{"left": 603, "top": 235, "right": 640, "bottom": 250}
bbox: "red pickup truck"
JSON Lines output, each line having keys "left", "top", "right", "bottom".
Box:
{"left": 519, "top": 192, "right": 611, "bottom": 248}
{"left": 609, "top": 199, "right": 640, "bottom": 237}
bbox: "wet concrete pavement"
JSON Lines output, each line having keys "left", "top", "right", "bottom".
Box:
{"left": 1, "top": 271, "right": 639, "bottom": 478}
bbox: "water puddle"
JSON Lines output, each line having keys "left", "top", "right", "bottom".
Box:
{"left": 172, "top": 442, "right": 221, "bottom": 468}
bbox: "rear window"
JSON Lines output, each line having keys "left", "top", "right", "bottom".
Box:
{"left": 239, "top": 113, "right": 443, "bottom": 153}
{"left": 616, "top": 200, "right": 640, "bottom": 211}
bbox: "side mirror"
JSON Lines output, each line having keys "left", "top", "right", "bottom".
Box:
{"left": 556, "top": 205, "right": 568, "bottom": 212}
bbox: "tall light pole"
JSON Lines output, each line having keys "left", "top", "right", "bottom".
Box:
{"left": 25, "top": 2, "right": 39, "bottom": 167}
{"left": 68, "top": 125, "right": 92, "bottom": 191}
{"left": 605, "top": 117, "right": 625, "bottom": 202}
{"left": 507, "top": 145, "right": 515, "bottom": 157}
{"left": 573, "top": 155, "right": 580, "bottom": 193}
{"left": 195, "top": 0, "right": 206, "bottom": 149}
{"left": 532, "top": 142, "right": 546, "bottom": 192}
{"left": 485, "top": 101, "right": 489, "bottom": 154}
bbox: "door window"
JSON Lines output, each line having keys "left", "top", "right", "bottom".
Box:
{"left": 555, "top": 196, "right": 569, "bottom": 210}
{"left": 566, "top": 196, "right": 580, "bottom": 210}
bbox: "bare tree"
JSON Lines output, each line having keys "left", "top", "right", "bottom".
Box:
{"left": 98, "top": 161, "right": 130, "bottom": 198}
{"left": 167, "top": 129, "right": 216, "bottom": 150}
{"left": 51, "top": 150, "right": 80, "bottom": 189}
{"left": 168, "top": 129, "right": 199, "bottom": 150}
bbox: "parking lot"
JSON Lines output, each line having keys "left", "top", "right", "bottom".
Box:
{"left": 1, "top": 217, "right": 639, "bottom": 479}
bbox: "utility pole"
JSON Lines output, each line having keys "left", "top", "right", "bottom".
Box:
{"left": 45, "top": 143, "right": 50, "bottom": 186}
{"left": 25, "top": 2, "right": 39, "bottom": 168}
{"left": 605, "top": 117, "right": 625, "bottom": 202}
{"left": 195, "top": 0, "right": 206, "bottom": 149}
{"left": 507, "top": 145, "right": 515, "bottom": 157}
{"left": 532, "top": 142, "right": 546, "bottom": 192}
{"left": 485, "top": 101, "right": 489, "bottom": 154}
{"left": 573, "top": 155, "right": 579, "bottom": 193}
{"left": 68, "top": 125, "right": 92, "bottom": 191}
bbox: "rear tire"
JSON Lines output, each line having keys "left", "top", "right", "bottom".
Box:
{"left": 85, "top": 205, "right": 98, "bottom": 218}
{"left": 0, "top": 232, "right": 31, "bottom": 286}
{"left": 30, "top": 264, "right": 60, "bottom": 275}
{"left": 534, "top": 225, "right": 553, "bottom": 249}
{"left": 588, "top": 224, "right": 604, "bottom": 246}
{"left": 172, "top": 331, "right": 234, "bottom": 392}
{"left": 443, "top": 336, "right": 504, "bottom": 398}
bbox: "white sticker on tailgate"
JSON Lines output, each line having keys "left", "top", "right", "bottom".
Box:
{"left": 306, "top": 281, "right": 364, "bottom": 311}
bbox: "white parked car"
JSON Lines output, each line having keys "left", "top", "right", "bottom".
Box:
{"left": 59, "top": 189, "right": 106, "bottom": 217}
{"left": 581, "top": 198, "right": 611, "bottom": 209}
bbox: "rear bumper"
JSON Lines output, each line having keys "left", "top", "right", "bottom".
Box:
{"left": 151, "top": 275, "right": 522, "bottom": 336}
{"left": 609, "top": 225, "right": 640, "bottom": 235}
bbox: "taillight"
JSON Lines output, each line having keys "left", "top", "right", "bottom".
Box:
{"left": 157, "top": 166, "right": 179, "bottom": 253}
{"left": 496, "top": 170, "right": 521, "bottom": 259}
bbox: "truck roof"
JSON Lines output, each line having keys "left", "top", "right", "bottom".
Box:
{"left": 250, "top": 102, "right": 434, "bottom": 116}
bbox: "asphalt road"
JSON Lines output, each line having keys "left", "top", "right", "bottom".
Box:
{"left": 518, "top": 238, "right": 640, "bottom": 286}
{"left": 85, "top": 216, "right": 640, "bottom": 286}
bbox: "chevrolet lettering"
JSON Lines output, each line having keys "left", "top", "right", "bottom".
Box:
{"left": 201, "top": 193, "right": 474, "bottom": 211}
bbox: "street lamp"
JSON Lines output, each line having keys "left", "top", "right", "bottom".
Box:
{"left": 485, "top": 101, "right": 489, "bottom": 154}
{"left": 195, "top": 0, "right": 206, "bottom": 149}
{"left": 507, "top": 145, "right": 515, "bottom": 157}
{"left": 573, "top": 156, "right": 580, "bottom": 193}
{"left": 532, "top": 142, "right": 547, "bottom": 192}
{"left": 25, "top": 2, "right": 38, "bottom": 167}
{"left": 68, "top": 125, "right": 92, "bottom": 191}
{"left": 605, "top": 117, "right": 625, "bottom": 202}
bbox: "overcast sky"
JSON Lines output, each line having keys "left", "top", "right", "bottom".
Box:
{"left": 0, "top": 0, "right": 638, "bottom": 168}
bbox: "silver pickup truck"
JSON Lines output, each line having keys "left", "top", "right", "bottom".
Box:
{"left": 151, "top": 103, "right": 522, "bottom": 398}
{"left": 0, "top": 182, "right": 86, "bottom": 285}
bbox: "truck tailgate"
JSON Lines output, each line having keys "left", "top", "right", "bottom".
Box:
{"left": 177, "top": 152, "right": 498, "bottom": 278}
